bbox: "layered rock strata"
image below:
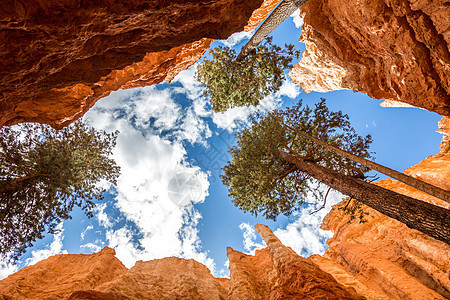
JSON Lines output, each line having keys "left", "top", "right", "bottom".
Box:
{"left": 0, "top": 0, "right": 276, "bottom": 129}
{"left": 289, "top": 0, "right": 450, "bottom": 116}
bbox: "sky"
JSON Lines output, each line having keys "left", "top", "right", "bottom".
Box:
{"left": 0, "top": 10, "right": 443, "bottom": 279}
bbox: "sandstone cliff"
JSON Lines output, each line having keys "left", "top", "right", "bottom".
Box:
{"left": 0, "top": 120, "right": 448, "bottom": 299}
{"left": 289, "top": 0, "right": 450, "bottom": 116}
{"left": 312, "top": 117, "right": 450, "bottom": 300}
{"left": 0, "top": 247, "right": 127, "bottom": 299}
{"left": 228, "top": 224, "right": 364, "bottom": 299}
{"left": 0, "top": 228, "right": 362, "bottom": 300}
{"left": 0, "top": 0, "right": 282, "bottom": 129}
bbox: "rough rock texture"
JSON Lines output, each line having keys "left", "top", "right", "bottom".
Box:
{"left": 289, "top": 0, "right": 450, "bottom": 116}
{"left": 405, "top": 117, "right": 450, "bottom": 191}
{"left": 255, "top": 224, "right": 364, "bottom": 299}
{"left": 0, "top": 0, "right": 269, "bottom": 129}
{"left": 227, "top": 247, "right": 277, "bottom": 299}
{"left": 93, "top": 257, "right": 228, "bottom": 299}
{"left": 244, "top": 0, "right": 280, "bottom": 31}
{"left": 313, "top": 117, "right": 450, "bottom": 300}
{"left": 228, "top": 226, "right": 364, "bottom": 300}
{"left": 0, "top": 247, "right": 127, "bottom": 300}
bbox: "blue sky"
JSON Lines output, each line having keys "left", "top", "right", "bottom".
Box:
{"left": 0, "top": 10, "right": 442, "bottom": 279}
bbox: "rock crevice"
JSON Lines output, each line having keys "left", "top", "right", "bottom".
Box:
{"left": 289, "top": 0, "right": 450, "bottom": 115}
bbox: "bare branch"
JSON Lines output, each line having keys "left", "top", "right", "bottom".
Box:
{"left": 311, "top": 187, "right": 332, "bottom": 215}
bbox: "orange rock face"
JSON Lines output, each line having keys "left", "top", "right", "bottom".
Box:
{"left": 313, "top": 117, "right": 450, "bottom": 300}
{"left": 255, "top": 224, "right": 363, "bottom": 299}
{"left": 0, "top": 247, "right": 127, "bottom": 300}
{"left": 289, "top": 0, "right": 450, "bottom": 116}
{"left": 405, "top": 117, "right": 450, "bottom": 191}
{"left": 93, "top": 257, "right": 228, "bottom": 299}
{"left": 228, "top": 226, "right": 364, "bottom": 300}
{"left": 0, "top": 0, "right": 268, "bottom": 129}
{"left": 0, "top": 228, "right": 362, "bottom": 300}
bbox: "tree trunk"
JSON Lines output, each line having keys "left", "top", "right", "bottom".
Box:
{"left": 279, "top": 150, "right": 450, "bottom": 244}
{"left": 237, "top": 0, "right": 309, "bottom": 60}
{"left": 282, "top": 123, "right": 450, "bottom": 203}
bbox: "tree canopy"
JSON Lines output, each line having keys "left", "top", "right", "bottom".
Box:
{"left": 221, "top": 99, "right": 373, "bottom": 220}
{"left": 196, "top": 37, "right": 301, "bottom": 112}
{"left": 0, "top": 121, "right": 120, "bottom": 262}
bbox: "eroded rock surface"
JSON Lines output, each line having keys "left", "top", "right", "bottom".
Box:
{"left": 93, "top": 257, "right": 228, "bottom": 299}
{"left": 0, "top": 0, "right": 269, "bottom": 128}
{"left": 315, "top": 117, "right": 450, "bottom": 300}
{"left": 255, "top": 224, "right": 364, "bottom": 299}
{"left": 0, "top": 247, "right": 127, "bottom": 300}
{"left": 289, "top": 0, "right": 450, "bottom": 115}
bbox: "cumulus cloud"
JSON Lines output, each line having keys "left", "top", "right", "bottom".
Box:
{"left": 80, "top": 225, "right": 94, "bottom": 241}
{"left": 220, "top": 30, "right": 255, "bottom": 47}
{"left": 95, "top": 204, "right": 114, "bottom": 228}
{"left": 25, "top": 223, "right": 67, "bottom": 266}
{"left": 278, "top": 77, "right": 301, "bottom": 99}
{"left": 83, "top": 79, "right": 217, "bottom": 274}
{"left": 236, "top": 187, "right": 342, "bottom": 260}
{"left": 290, "top": 9, "right": 303, "bottom": 28}
{"left": 239, "top": 223, "right": 266, "bottom": 254}
{"left": 274, "top": 186, "right": 344, "bottom": 257}
{"left": 80, "top": 243, "right": 102, "bottom": 253}
{"left": 0, "top": 261, "right": 18, "bottom": 280}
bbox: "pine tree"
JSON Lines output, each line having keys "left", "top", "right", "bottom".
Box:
{"left": 196, "top": 37, "right": 300, "bottom": 112}
{"left": 0, "top": 121, "right": 120, "bottom": 262}
{"left": 221, "top": 100, "right": 450, "bottom": 244}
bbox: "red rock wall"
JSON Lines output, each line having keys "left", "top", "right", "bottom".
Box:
{"left": 0, "top": 229, "right": 362, "bottom": 300}
{"left": 0, "top": 247, "right": 127, "bottom": 300}
{"left": 313, "top": 117, "right": 450, "bottom": 300}
{"left": 0, "top": 0, "right": 268, "bottom": 129}
{"left": 94, "top": 257, "right": 228, "bottom": 299}
{"left": 289, "top": 0, "right": 450, "bottom": 116}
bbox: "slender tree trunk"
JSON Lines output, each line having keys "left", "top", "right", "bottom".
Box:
{"left": 282, "top": 123, "right": 450, "bottom": 203}
{"left": 279, "top": 150, "right": 450, "bottom": 244}
{"left": 237, "top": 0, "right": 309, "bottom": 60}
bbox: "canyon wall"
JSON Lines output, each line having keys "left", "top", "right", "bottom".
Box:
{"left": 0, "top": 0, "right": 281, "bottom": 129}
{"left": 1, "top": 118, "right": 447, "bottom": 299}
{"left": 289, "top": 0, "right": 450, "bottom": 116}
{"left": 312, "top": 116, "right": 450, "bottom": 300}
{"left": 3, "top": 0, "right": 448, "bottom": 128}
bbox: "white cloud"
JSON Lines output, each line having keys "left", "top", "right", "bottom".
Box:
{"left": 274, "top": 186, "right": 344, "bottom": 257}
{"left": 95, "top": 204, "right": 114, "bottom": 228}
{"left": 211, "top": 75, "right": 299, "bottom": 132}
{"left": 0, "top": 261, "right": 18, "bottom": 280}
{"left": 212, "top": 95, "right": 282, "bottom": 132}
{"left": 80, "top": 243, "right": 102, "bottom": 253}
{"left": 80, "top": 225, "right": 94, "bottom": 241}
{"left": 277, "top": 77, "right": 301, "bottom": 99}
{"left": 239, "top": 223, "right": 266, "bottom": 255}
{"left": 217, "top": 260, "right": 230, "bottom": 278}
{"left": 25, "top": 223, "right": 67, "bottom": 266}
{"left": 172, "top": 66, "right": 205, "bottom": 102}
{"left": 220, "top": 30, "right": 255, "bottom": 47}
{"left": 290, "top": 9, "right": 303, "bottom": 28}
{"left": 83, "top": 81, "right": 217, "bottom": 275}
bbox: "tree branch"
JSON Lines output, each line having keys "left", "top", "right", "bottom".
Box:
{"left": 310, "top": 186, "right": 332, "bottom": 215}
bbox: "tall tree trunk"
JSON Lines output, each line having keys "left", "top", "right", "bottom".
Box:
{"left": 279, "top": 150, "right": 450, "bottom": 244}
{"left": 237, "top": 0, "right": 309, "bottom": 60}
{"left": 281, "top": 123, "right": 450, "bottom": 203}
